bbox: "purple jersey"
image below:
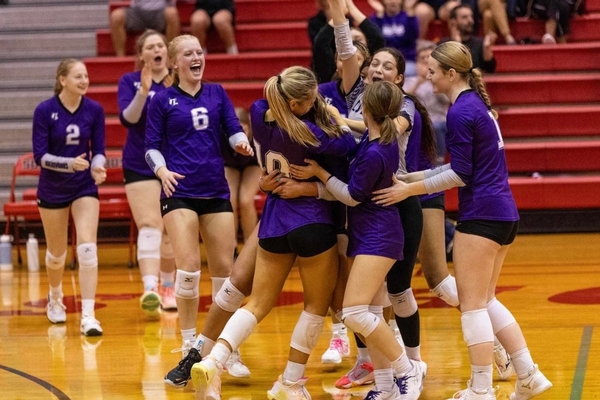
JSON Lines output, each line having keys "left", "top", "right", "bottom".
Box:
{"left": 319, "top": 80, "right": 349, "bottom": 117}
{"left": 347, "top": 133, "right": 403, "bottom": 260}
{"left": 32, "top": 95, "right": 105, "bottom": 203}
{"left": 118, "top": 71, "right": 168, "bottom": 177}
{"left": 447, "top": 90, "right": 518, "bottom": 222}
{"left": 369, "top": 12, "right": 419, "bottom": 62}
{"left": 250, "top": 99, "right": 356, "bottom": 239}
{"left": 145, "top": 83, "right": 244, "bottom": 199}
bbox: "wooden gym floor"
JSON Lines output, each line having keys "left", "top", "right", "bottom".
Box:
{"left": 0, "top": 232, "right": 598, "bottom": 399}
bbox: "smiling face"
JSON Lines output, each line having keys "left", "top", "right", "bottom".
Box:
{"left": 139, "top": 34, "right": 168, "bottom": 72}
{"left": 368, "top": 51, "right": 403, "bottom": 85}
{"left": 382, "top": 0, "right": 403, "bottom": 14}
{"left": 427, "top": 55, "right": 451, "bottom": 95}
{"left": 59, "top": 62, "right": 89, "bottom": 96}
{"left": 171, "top": 37, "right": 205, "bottom": 85}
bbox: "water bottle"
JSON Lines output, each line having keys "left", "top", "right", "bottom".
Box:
{"left": 26, "top": 233, "right": 40, "bottom": 272}
{"left": 0, "top": 234, "right": 13, "bottom": 271}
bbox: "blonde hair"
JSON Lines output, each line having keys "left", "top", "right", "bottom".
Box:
{"left": 431, "top": 41, "right": 497, "bottom": 118}
{"left": 167, "top": 34, "right": 198, "bottom": 86}
{"left": 134, "top": 29, "right": 168, "bottom": 71}
{"left": 53, "top": 58, "right": 82, "bottom": 95}
{"left": 362, "top": 81, "right": 403, "bottom": 145}
{"left": 264, "top": 66, "right": 343, "bottom": 147}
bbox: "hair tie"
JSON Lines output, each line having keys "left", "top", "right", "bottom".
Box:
{"left": 277, "top": 75, "right": 282, "bottom": 84}
{"left": 469, "top": 67, "right": 474, "bottom": 73}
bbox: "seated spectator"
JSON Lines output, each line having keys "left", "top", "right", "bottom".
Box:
{"left": 110, "top": 0, "right": 180, "bottom": 57}
{"left": 440, "top": 4, "right": 497, "bottom": 73}
{"left": 367, "top": 0, "right": 419, "bottom": 76}
{"left": 526, "top": 0, "right": 582, "bottom": 43}
{"left": 415, "top": 0, "right": 459, "bottom": 40}
{"left": 478, "top": 0, "right": 517, "bottom": 44}
{"left": 312, "top": 0, "right": 385, "bottom": 83}
{"left": 190, "top": 0, "right": 238, "bottom": 54}
{"left": 403, "top": 41, "right": 450, "bottom": 164}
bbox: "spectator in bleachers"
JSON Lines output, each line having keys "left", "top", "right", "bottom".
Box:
{"left": 367, "top": 0, "right": 420, "bottom": 76}
{"left": 117, "top": 30, "right": 178, "bottom": 318}
{"left": 32, "top": 59, "right": 106, "bottom": 336}
{"left": 110, "top": 0, "right": 180, "bottom": 57}
{"left": 312, "top": 0, "right": 384, "bottom": 83}
{"left": 526, "top": 0, "right": 582, "bottom": 44}
{"left": 144, "top": 34, "right": 253, "bottom": 375}
{"left": 404, "top": 41, "right": 450, "bottom": 164}
{"left": 414, "top": 0, "right": 459, "bottom": 40}
{"left": 221, "top": 107, "right": 261, "bottom": 246}
{"left": 440, "top": 4, "right": 498, "bottom": 73}
{"left": 190, "top": 0, "right": 238, "bottom": 54}
{"left": 478, "top": 0, "right": 517, "bottom": 44}
{"left": 308, "top": 0, "right": 333, "bottom": 44}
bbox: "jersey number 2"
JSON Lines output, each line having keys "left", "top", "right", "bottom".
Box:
{"left": 66, "top": 124, "right": 80, "bottom": 145}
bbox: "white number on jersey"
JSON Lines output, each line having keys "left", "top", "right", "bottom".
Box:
{"left": 488, "top": 111, "right": 504, "bottom": 150}
{"left": 65, "top": 124, "right": 80, "bottom": 145}
{"left": 191, "top": 107, "right": 209, "bottom": 130}
{"left": 253, "top": 139, "right": 291, "bottom": 177}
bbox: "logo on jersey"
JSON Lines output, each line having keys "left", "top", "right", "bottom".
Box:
{"left": 169, "top": 98, "right": 179, "bottom": 106}
{"left": 51, "top": 112, "right": 58, "bottom": 120}
{"left": 148, "top": 90, "right": 156, "bottom": 99}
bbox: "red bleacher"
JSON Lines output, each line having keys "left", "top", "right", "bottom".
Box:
{"left": 87, "top": 0, "right": 600, "bottom": 214}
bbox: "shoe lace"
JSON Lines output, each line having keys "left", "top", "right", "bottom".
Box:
{"left": 49, "top": 298, "right": 66, "bottom": 311}
{"left": 329, "top": 338, "right": 345, "bottom": 351}
{"left": 174, "top": 348, "right": 201, "bottom": 373}
{"left": 364, "top": 390, "right": 382, "bottom": 400}
{"left": 396, "top": 375, "right": 409, "bottom": 394}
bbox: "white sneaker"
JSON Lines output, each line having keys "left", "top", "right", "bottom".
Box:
{"left": 46, "top": 294, "right": 67, "bottom": 323}
{"left": 267, "top": 375, "right": 311, "bottom": 400}
{"left": 509, "top": 364, "right": 552, "bottom": 400}
{"left": 541, "top": 33, "right": 557, "bottom": 44}
{"left": 225, "top": 349, "right": 251, "bottom": 378}
{"left": 191, "top": 356, "right": 222, "bottom": 399}
{"left": 140, "top": 289, "right": 161, "bottom": 318}
{"left": 206, "top": 372, "right": 222, "bottom": 400}
{"left": 396, "top": 359, "right": 427, "bottom": 399}
{"left": 159, "top": 284, "right": 177, "bottom": 311}
{"left": 80, "top": 315, "right": 103, "bottom": 336}
{"left": 493, "top": 343, "right": 515, "bottom": 381}
{"left": 448, "top": 385, "right": 496, "bottom": 400}
{"left": 321, "top": 334, "right": 350, "bottom": 364}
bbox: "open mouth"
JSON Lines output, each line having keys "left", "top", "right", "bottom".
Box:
{"left": 191, "top": 63, "right": 202, "bottom": 73}
{"left": 154, "top": 56, "right": 162, "bottom": 63}
{"left": 371, "top": 76, "right": 383, "bottom": 82}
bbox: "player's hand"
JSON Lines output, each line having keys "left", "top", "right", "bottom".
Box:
{"left": 259, "top": 168, "right": 282, "bottom": 192}
{"left": 235, "top": 141, "right": 254, "bottom": 157}
{"left": 289, "top": 159, "right": 322, "bottom": 180}
{"left": 72, "top": 153, "right": 90, "bottom": 171}
{"left": 91, "top": 166, "right": 107, "bottom": 185}
{"left": 157, "top": 168, "right": 185, "bottom": 197}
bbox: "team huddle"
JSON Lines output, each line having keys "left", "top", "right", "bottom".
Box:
{"left": 32, "top": 0, "right": 553, "bottom": 399}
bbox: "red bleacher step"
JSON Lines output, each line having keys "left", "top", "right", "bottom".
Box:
{"left": 84, "top": 51, "right": 311, "bottom": 84}
{"left": 504, "top": 140, "right": 600, "bottom": 173}
{"left": 494, "top": 42, "right": 600, "bottom": 73}
{"left": 96, "top": 20, "right": 310, "bottom": 56}
{"left": 445, "top": 175, "right": 600, "bottom": 212}
{"left": 486, "top": 73, "right": 600, "bottom": 105}
{"left": 498, "top": 105, "right": 600, "bottom": 138}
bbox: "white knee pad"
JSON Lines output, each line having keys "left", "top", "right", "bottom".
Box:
{"left": 291, "top": 311, "right": 325, "bottom": 354}
{"left": 174, "top": 269, "right": 200, "bottom": 299}
{"left": 45, "top": 250, "right": 66, "bottom": 270}
{"left": 431, "top": 275, "right": 460, "bottom": 307}
{"left": 389, "top": 288, "right": 418, "bottom": 318}
{"left": 137, "top": 227, "right": 161, "bottom": 260}
{"left": 160, "top": 233, "right": 174, "bottom": 260}
{"left": 77, "top": 243, "right": 98, "bottom": 270}
{"left": 368, "top": 305, "right": 384, "bottom": 320}
{"left": 342, "top": 305, "right": 380, "bottom": 338}
{"left": 211, "top": 276, "right": 226, "bottom": 301}
{"left": 219, "top": 308, "right": 257, "bottom": 352}
{"left": 487, "top": 297, "right": 516, "bottom": 334}
{"left": 461, "top": 309, "right": 494, "bottom": 347}
{"left": 214, "top": 277, "right": 246, "bottom": 312}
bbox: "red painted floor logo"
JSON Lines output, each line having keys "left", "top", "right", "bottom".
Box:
{"left": 549, "top": 287, "right": 600, "bottom": 305}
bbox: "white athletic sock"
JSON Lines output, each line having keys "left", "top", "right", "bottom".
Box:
{"left": 470, "top": 364, "right": 493, "bottom": 391}
{"left": 142, "top": 275, "right": 159, "bottom": 291}
{"left": 81, "top": 299, "right": 95, "bottom": 317}
{"left": 283, "top": 360, "right": 305, "bottom": 383}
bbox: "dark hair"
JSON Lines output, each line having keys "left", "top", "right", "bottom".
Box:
{"left": 405, "top": 93, "right": 438, "bottom": 164}
{"left": 362, "top": 81, "right": 404, "bottom": 145}
{"left": 449, "top": 3, "right": 473, "bottom": 19}
{"left": 372, "top": 47, "right": 406, "bottom": 87}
